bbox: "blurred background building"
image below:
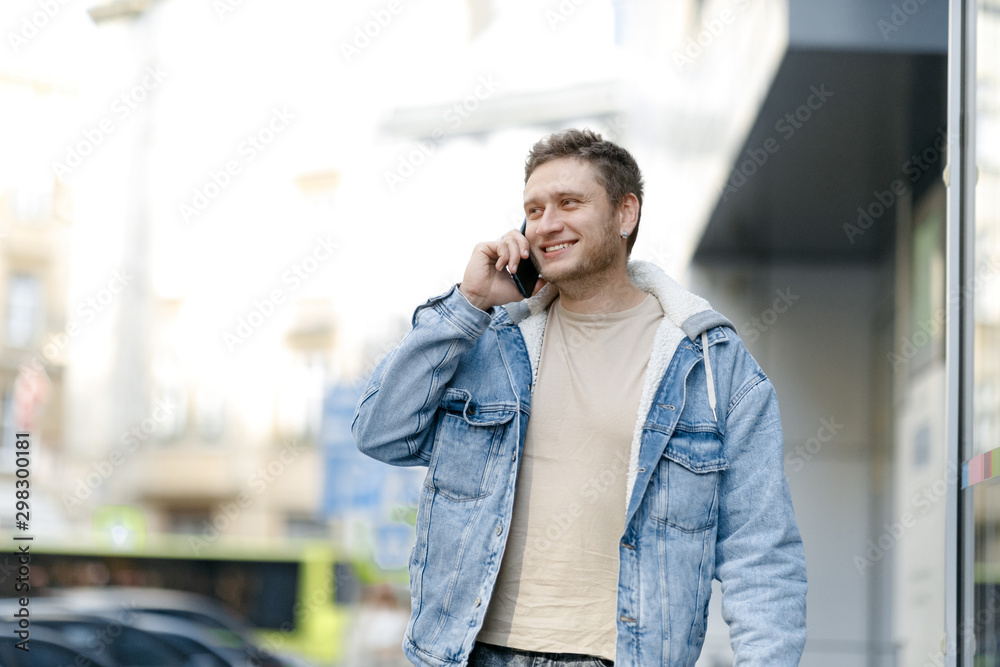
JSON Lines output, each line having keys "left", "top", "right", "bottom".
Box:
{"left": 0, "top": 0, "right": 994, "bottom": 665}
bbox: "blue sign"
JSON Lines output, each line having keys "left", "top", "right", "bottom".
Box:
{"left": 321, "top": 383, "right": 425, "bottom": 525}
{"left": 375, "top": 523, "right": 414, "bottom": 570}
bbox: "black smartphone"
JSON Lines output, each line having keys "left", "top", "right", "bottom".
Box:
{"left": 508, "top": 218, "right": 539, "bottom": 299}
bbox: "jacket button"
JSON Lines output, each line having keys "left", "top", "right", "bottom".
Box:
{"left": 511, "top": 452, "right": 516, "bottom": 461}
{"left": 496, "top": 525, "right": 503, "bottom": 536}
{"left": 475, "top": 597, "right": 481, "bottom": 607}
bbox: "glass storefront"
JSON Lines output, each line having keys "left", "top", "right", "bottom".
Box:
{"left": 964, "top": 0, "right": 1000, "bottom": 663}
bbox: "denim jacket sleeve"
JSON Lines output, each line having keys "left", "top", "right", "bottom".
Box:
{"left": 715, "top": 363, "right": 808, "bottom": 665}
{"left": 352, "top": 285, "right": 494, "bottom": 466}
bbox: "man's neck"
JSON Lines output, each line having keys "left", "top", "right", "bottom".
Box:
{"left": 554, "top": 264, "right": 647, "bottom": 314}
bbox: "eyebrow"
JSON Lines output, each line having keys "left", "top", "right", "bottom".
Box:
{"left": 523, "top": 190, "right": 588, "bottom": 208}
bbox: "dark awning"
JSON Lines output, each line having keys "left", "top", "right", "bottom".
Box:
{"left": 695, "top": 48, "right": 947, "bottom": 263}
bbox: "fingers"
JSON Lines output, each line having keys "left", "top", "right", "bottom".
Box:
{"left": 494, "top": 239, "right": 509, "bottom": 272}
{"left": 479, "top": 229, "right": 531, "bottom": 276}
{"left": 492, "top": 236, "right": 516, "bottom": 273}
{"left": 502, "top": 238, "right": 517, "bottom": 272}
{"left": 497, "top": 229, "right": 530, "bottom": 272}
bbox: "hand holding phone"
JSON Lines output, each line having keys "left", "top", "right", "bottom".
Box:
{"left": 507, "top": 218, "right": 540, "bottom": 299}
{"left": 459, "top": 219, "right": 541, "bottom": 311}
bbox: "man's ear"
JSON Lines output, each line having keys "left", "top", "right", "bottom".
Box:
{"left": 618, "top": 192, "right": 640, "bottom": 236}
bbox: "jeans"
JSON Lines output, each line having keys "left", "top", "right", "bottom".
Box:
{"left": 468, "top": 642, "right": 613, "bottom": 666}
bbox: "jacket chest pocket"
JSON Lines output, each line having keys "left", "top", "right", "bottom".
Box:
{"left": 654, "top": 429, "right": 729, "bottom": 532}
{"left": 426, "top": 390, "right": 516, "bottom": 501}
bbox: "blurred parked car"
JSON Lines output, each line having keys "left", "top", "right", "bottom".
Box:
{"left": 0, "top": 588, "right": 309, "bottom": 666}
{"left": 16, "top": 612, "right": 195, "bottom": 665}
{"left": 0, "top": 621, "right": 116, "bottom": 667}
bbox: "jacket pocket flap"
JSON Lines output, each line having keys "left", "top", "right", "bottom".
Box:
{"left": 440, "top": 388, "right": 517, "bottom": 426}
{"left": 663, "top": 429, "right": 728, "bottom": 473}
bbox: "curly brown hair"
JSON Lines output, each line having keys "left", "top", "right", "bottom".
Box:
{"left": 524, "top": 128, "right": 644, "bottom": 255}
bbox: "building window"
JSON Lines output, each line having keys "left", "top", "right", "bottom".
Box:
{"left": 0, "top": 388, "right": 14, "bottom": 472}
{"left": 5, "top": 274, "right": 42, "bottom": 348}
{"left": 286, "top": 514, "right": 328, "bottom": 540}
{"left": 195, "top": 386, "right": 225, "bottom": 442}
{"left": 10, "top": 180, "right": 53, "bottom": 223}
{"left": 152, "top": 352, "right": 187, "bottom": 442}
{"left": 167, "top": 509, "right": 212, "bottom": 535}
{"left": 278, "top": 352, "right": 326, "bottom": 442}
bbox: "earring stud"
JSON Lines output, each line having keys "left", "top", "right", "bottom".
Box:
{"left": 621, "top": 230, "right": 629, "bottom": 239}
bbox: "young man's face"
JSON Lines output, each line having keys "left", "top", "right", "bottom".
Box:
{"left": 522, "top": 157, "right": 622, "bottom": 287}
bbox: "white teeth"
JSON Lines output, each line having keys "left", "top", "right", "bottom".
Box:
{"left": 545, "top": 242, "right": 572, "bottom": 252}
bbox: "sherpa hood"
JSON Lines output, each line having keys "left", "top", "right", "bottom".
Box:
{"left": 501, "top": 259, "right": 735, "bottom": 510}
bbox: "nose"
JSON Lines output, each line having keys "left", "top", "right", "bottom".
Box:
{"left": 533, "top": 207, "right": 564, "bottom": 238}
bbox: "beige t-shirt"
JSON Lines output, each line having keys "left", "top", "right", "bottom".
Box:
{"left": 477, "top": 293, "right": 664, "bottom": 661}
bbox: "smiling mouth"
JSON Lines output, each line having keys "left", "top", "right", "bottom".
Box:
{"left": 543, "top": 241, "right": 576, "bottom": 253}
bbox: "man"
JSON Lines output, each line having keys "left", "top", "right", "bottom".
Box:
{"left": 353, "top": 129, "right": 807, "bottom": 666}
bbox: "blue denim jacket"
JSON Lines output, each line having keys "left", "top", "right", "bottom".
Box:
{"left": 353, "top": 261, "right": 807, "bottom": 666}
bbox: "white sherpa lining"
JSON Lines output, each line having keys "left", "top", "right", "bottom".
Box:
{"left": 512, "top": 260, "right": 713, "bottom": 515}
